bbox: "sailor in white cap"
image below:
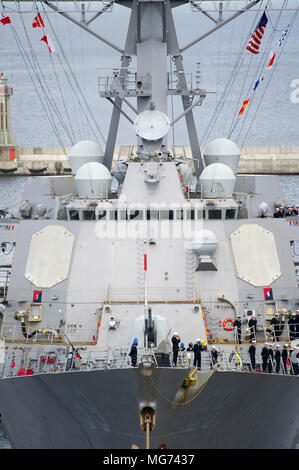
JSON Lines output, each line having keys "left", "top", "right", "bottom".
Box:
{"left": 282, "top": 343, "right": 289, "bottom": 374}
{"left": 290, "top": 345, "right": 299, "bottom": 375}
{"left": 171, "top": 332, "right": 180, "bottom": 366}
{"left": 193, "top": 338, "right": 203, "bottom": 370}
{"left": 275, "top": 344, "right": 281, "bottom": 374}
{"left": 248, "top": 314, "right": 257, "bottom": 342}
{"left": 268, "top": 343, "right": 275, "bottom": 373}
{"left": 278, "top": 207, "right": 285, "bottom": 217}
{"left": 248, "top": 340, "right": 256, "bottom": 371}
{"left": 261, "top": 342, "right": 269, "bottom": 373}
{"left": 288, "top": 312, "right": 297, "bottom": 341}
{"left": 211, "top": 345, "right": 219, "bottom": 367}
{"left": 271, "top": 312, "right": 282, "bottom": 342}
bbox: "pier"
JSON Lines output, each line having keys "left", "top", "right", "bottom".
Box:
{"left": 0, "top": 145, "right": 299, "bottom": 175}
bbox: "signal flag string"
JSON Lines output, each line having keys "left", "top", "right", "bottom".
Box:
{"left": 228, "top": 12, "right": 291, "bottom": 140}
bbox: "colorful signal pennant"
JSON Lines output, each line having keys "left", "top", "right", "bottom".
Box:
{"left": 32, "top": 12, "right": 45, "bottom": 28}
{"left": 41, "top": 34, "right": 55, "bottom": 54}
{"left": 253, "top": 75, "right": 264, "bottom": 91}
{"left": 0, "top": 12, "right": 11, "bottom": 25}
{"left": 267, "top": 52, "right": 276, "bottom": 70}
{"left": 239, "top": 98, "right": 251, "bottom": 115}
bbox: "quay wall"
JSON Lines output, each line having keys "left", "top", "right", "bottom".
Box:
{"left": 1, "top": 146, "right": 299, "bottom": 175}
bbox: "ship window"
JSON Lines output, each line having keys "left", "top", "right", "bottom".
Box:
{"left": 83, "top": 210, "right": 95, "bottom": 220}
{"left": 129, "top": 210, "right": 143, "bottom": 220}
{"left": 110, "top": 210, "right": 118, "bottom": 220}
{"left": 119, "top": 210, "right": 128, "bottom": 220}
{"left": 147, "top": 210, "right": 159, "bottom": 220}
{"left": 225, "top": 209, "right": 236, "bottom": 220}
{"left": 208, "top": 209, "right": 222, "bottom": 220}
{"left": 69, "top": 209, "right": 80, "bottom": 220}
{"left": 160, "top": 210, "right": 174, "bottom": 220}
{"left": 176, "top": 210, "right": 184, "bottom": 220}
{"left": 186, "top": 209, "right": 195, "bottom": 220}
{"left": 97, "top": 210, "right": 107, "bottom": 220}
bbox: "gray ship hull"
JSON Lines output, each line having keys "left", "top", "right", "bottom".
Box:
{"left": 0, "top": 368, "right": 298, "bottom": 449}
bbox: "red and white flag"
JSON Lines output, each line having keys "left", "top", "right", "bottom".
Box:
{"left": 0, "top": 12, "right": 11, "bottom": 25}
{"left": 267, "top": 52, "right": 276, "bottom": 70}
{"left": 41, "top": 34, "right": 55, "bottom": 54}
{"left": 32, "top": 12, "right": 45, "bottom": 28}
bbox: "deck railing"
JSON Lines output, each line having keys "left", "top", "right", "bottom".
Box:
{"left": 0, "top": 346, "right": 298, "bottom": 379}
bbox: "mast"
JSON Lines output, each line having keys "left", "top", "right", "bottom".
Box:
{"left": 2, "top": 0, "right": 267, "bottom": 172}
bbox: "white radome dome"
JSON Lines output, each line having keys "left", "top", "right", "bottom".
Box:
{"left": 75, "top": 162, "right": 112, "bottom": 198}
{"left": 204, "top": 138, "right": 240, "bottom": 173}
{"left": 199, "top": 162, "right": 236, "bottom": 198}
{"left": 68, "top": 140, "right": 104, "bottom": 174}
{"left": 192, "top": 230, "right": 218, "bottom": 256}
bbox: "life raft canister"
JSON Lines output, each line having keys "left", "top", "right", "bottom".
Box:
{"left": 223, "top": 318, "right": 234, "bottom": 331}
{"left": 17, "top": 368, "right": 34, "bottom": 376}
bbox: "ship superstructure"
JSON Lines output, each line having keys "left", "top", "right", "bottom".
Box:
{"left": 0, "top": 0, "right": 298, "bottom": 449}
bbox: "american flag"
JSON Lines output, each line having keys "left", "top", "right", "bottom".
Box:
{"left": 246, "top": 11, "right": 268, "bottom": 55}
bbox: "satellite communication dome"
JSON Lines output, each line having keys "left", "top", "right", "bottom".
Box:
{"left": 199, "top": 163, "right": 236, "bottom": 198}
{"left": 204, "top": 138, "right": 240, "bottom": 173}
{"left": 191, "top": 230, "right": 218, "bottom": 257}
{"left": 74, "top": 162, "right": 112, "bottom": 198}
{"left": 134, "top": 110, "right": 170, "bottom": 141}
{"left": 68, "top": 140, "right": 104, "bottom": 174}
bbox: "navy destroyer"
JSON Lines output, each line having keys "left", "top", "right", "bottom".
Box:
{"left": 0, "top": 0, "right": 299, "bottom": 449}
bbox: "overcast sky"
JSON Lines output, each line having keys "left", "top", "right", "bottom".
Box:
{"left": 1, "top": 1, "right": 298, "bottom": 149}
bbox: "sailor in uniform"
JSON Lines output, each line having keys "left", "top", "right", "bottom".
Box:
{"left": 248, "top": 314, "right": 257, "bottom": 342}
{"left": 129, "top": 338, "right": 138, "bottom": 367}
{"left": 282, "top": 344, "right": 289, "bottom": 374}
{"left": 261, "top": 342, "right": 269, "bottom": 373}
{"left": 193, "top": 338, "right": 203, "bottom": 370}
{"left": 172, "top": 332, "right": 180, "bottom": 366}
{"left": 273, "top": 208, "right": 280, "bottom": 218}
{"left": 186, "top": 342, "right": 194, "bottom": 367}
{"left": 268, "top": 344, "right": 275, "bottom": 373}
{"left": 275, "top": 344, "right": 281, "bottom": 374}
{"left": 234, "top": 315, "right": 242, "bottom": 344}
{"left": 210, "top": 346, "right": 219, "bottom": 367}
{"left": 288, "top": 312, "right": 297, "bottom": 341}
{"left": 290, "top": 346, "right": 299, "bottom": 375}
{"left": 248, "top": 340, "right": 256, "bottom": 371}
{"left": 271, "top": 313, "right": 282, "bottom": 341}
